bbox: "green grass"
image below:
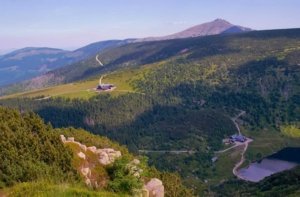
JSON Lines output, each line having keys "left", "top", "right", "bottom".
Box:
{"left": 280, "top": 125, "right": 300, "bottom": 138}
{"left": 3, "top": 181, "right": 129, "bottom": 197}
{"left": 243, "top": 128, "right": 300, "bottom": 162}
{"left": 212, "top": 145, "right": 244, "bottom": 183}
{"left": 0, "top": 63, "right": 157, "bottom": 100}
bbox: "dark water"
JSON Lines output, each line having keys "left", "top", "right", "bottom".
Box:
{"left": 238, "top": 147, "right": 300, "bottom": 182}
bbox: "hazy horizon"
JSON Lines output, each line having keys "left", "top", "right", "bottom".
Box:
{"left": 1, "top": 0, "right": 299, "bottom": 53}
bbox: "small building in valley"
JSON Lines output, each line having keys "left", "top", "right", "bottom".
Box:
{"left": 230, "top": 134, "right": 246, "bottom": 142}
{"left": 96, "top": 75, "right": 116, "bottom": 91}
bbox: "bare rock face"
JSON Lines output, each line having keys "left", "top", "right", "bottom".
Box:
{"left": 145, "top": 178, "right": 164, "bottom": 197}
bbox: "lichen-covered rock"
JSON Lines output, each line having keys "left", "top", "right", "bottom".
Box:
{"left": 77, "top": 152, "right": 86, "bottom": 160}
{"left": 67, "top": 137, "right": 74, "bottom": 142}
{"left": 96, "top": 148, "right": 121, "bottom": 165}
{"left": 132, "top": 159, "right": 140, "bottom": 165}
{"left": 60, "top": 135, "right": 66, "bottom": 142}
{"left": 98, "top": 151, "right": 110, "bottom": 165}
{"left": 80, "top": 144, "right": 87, "bottom": 152}
{"left": 145, "top": 178, "right": 164, "bottom": 197}
{"left": 81, "top": 167, "right": 91, "bottom": 177}
{"left": 87, "top": 146, "right": 97, "bottom": 153}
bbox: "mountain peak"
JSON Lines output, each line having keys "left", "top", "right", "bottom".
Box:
{"left": 213, "top": 18, "right": 227, "bottom": 22}
{"left": 212, "top": 18, "right": 232, "bottom": 25}
{"left": 137, "top": 19, "right": 252, "bottom": 42}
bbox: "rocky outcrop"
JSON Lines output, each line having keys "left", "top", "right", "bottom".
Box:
{"left": 145, "top": 178, "right": 164, "bottom": 197}
{"left": 134, "top": 178, "right": 165, "bottom": 197}
{"left": 77, "top": 152, "right": 86, "bottom": 160}
{"left": 60, "top": 135, "right": 164, "bottom": 196}
{"left": 60, "top": 135, "right": 122, "bottom": 188}
{"left": 60, "top": 135, "right": 121, "bottom": 166}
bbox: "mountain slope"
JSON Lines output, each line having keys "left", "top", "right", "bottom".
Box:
{"left": 0, "top": 47, "right": 69, "bottom": 86}
{"left": 0, "top": 19, "right": 250, "bottom": 90}
{"left": 137, "top": 19, "right": 252, "bottom": 42}
{"left": 2, "top": 28, "right": 294, "bottom": 96}
{"left": 0, "top": 40, "right": 134, "bottom": 87}
{"left": 1, "top": 28, "right": 300, "bottom": 195}
{"left": 0, "top": 106, "right": 193, "bottom": 196}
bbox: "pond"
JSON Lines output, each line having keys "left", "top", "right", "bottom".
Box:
{"left": 237, "top": 147, "right": 300, "bottom": 182}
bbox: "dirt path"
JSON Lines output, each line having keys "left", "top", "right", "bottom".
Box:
{"left": 96, "top": 55, "right": 104, "bottom": 66}
{"left": 215, "top": 142, "right": 243, "bottom": 154}
{"left": 231, "top": 110, "right": 245, "bottom": 135}
{"left": 35, "top": 96, "right": 51, "bottom": 101}
{"left": 232, "top": 138, "right": 253, "bottom": 179}
{"left": 217, "top": 110, "right": 253, "bottom": 180}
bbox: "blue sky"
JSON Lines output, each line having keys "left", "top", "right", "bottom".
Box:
{"left": 0, "top": 0, "right": 299, "bottom": 52}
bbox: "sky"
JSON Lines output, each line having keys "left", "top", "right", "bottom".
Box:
{"left": 0, "top": 0, "right": 299, "bottom": 53}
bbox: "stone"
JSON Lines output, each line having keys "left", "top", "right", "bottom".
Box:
{"left": 133, "top": 159, "right": 140, "bottom": 165}
{"left": 102, "top": 148, "right": 115, "bottom": 153}
{"left": 98, "top": 151, "right": 110, "bottom": 165}
{"left": 60, "top": 135, "right": 66, "bottom": 142}
{"left": 108, "top": 152, "right": 121, "bottom": 161}
{"left": 96, "top": 149, "right": 121, "bottom": 165}
{"left": 59, "top": 135, "right": 124, "bottom": 188}
{"left": 87, "top": 146, "right": 97, "bottom": 153}
{"left": 145, "top": 178, "right": 164, "bottom": 197}
{"left": 80, "top": 144, "right": 87, "bottom": 152}
{"left": 77, "top": 152, "right": 86, "bottom": 160}
{"left": 67, "top": 137, "right": 75, "bottom": 142}
{"left": 81, "top": 167, "right": 91, "bottom": 177}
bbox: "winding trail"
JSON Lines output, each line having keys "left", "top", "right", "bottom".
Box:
{"left": 96, "top": 55, "right": 104, "bottom": 66}
{"left": 230, "top": 110, "right": 254, "bottom": 180}
{"left": 215, "top": 142, "right": 243, "bottom": 154}
{"left": 35, "top": 96, "right": 51, "bottom": 101}
{"left": 216, "top": 110, "right": 253, "bottom": 180}
{"left": 232, "top": 138, "right": 253, "bottom": 179}
{"left": 231, "top": 110, "right": 245, "bottom": 135}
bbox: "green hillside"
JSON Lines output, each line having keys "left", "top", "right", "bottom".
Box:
{"left": 2, "top": 28, "right": 300, "bottom": 96}
{"left": 0, "top": 106, "right": 192, "bottom": 197}
{"left": 1, "top": 28, "right": 300, "bottom": 196}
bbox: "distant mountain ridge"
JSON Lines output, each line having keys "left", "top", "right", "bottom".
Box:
{"left": 137, "top": 19, "right": 252, "bottom": 42}
{"left": 0, "top": 40, "right": 133, "bottom": 86}
{"left": 0, "top": 19, "right": 252, "bottom": 90}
